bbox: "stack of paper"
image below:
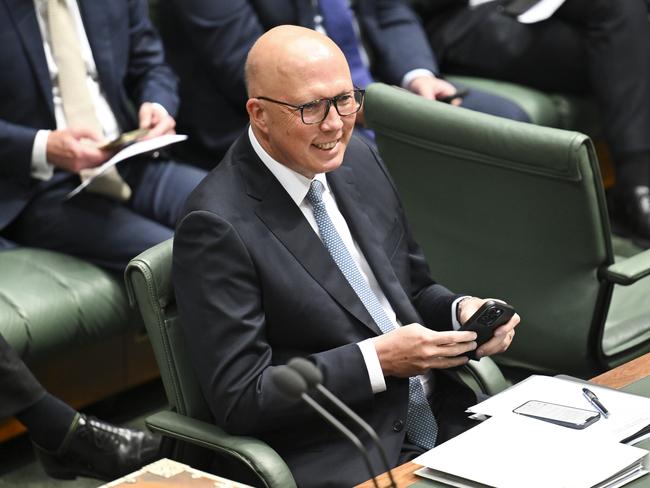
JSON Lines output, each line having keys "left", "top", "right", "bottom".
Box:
{"left": 413, "top": 376, "right": 650, "bottom": 488}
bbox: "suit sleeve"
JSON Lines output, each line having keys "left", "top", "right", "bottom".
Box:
{"left": 361, "top": 0, "right": 440, "bottom": 84}
{"left": 0, "top": 121, "right": 38, "bottom": 185}
{"left": 173, "top": 210, "right": 376, "bottom": 436}
{"left": 124, "top": 0, "right": 179, "bottom": 116}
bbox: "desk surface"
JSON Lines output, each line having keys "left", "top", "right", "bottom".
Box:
{"left": 355, "top": 352, "right": 650, "bottom": 488}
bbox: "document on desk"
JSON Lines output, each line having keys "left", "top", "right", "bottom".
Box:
{"left": 467, "top": 375, "right": 650, "bottom": 443}
{"left": 413, "top": 414, "right": 650, "bottom": 488}
{"left": 64, "top": 134, "right": 188, "bottom": 200}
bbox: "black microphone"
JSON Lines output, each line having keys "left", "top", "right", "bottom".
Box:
{"left": 270, "top": 367, "right": 381, "bottom": 488}
{"left": 288, "top": 357, "right": 397, "bottom": 488}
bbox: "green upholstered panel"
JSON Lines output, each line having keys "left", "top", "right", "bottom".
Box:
{"left": 365, "top": 83, "right": 614, "bottom": 378}
{"left": 604, "top": 277, "right": 650, "bottom": 360}
{"left": 0, "top": 248, "right": 134, "bottom": 362}
{"left": 125, "top": 239, "right": 210, "bottom": 422}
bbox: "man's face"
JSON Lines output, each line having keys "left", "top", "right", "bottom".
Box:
{"left": 258, "top": 56, "right": 356, "bottom": 178}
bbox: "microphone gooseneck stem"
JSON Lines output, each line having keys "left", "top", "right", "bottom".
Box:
{"left": 316, "top": 384, "right": 397, "bottom": 488}
{"left": 300, "top": 393, "right": 380, "bottom": 488}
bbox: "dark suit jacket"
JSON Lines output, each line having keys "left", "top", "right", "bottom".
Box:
{"left": 0, "top": 0, "right": 178, "bottom": 232}
{"left": 173, "top": 133, "right": 471, "bottom": 487}
{"left": 158, "top": 0, "right": 440, "bottom": 165}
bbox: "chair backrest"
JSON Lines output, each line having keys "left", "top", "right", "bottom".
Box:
{"left": 365, "top": 83, "right": 615, "bottom": 378}
{"left": 125, "top": 238, "right": 212, "bottom": 423}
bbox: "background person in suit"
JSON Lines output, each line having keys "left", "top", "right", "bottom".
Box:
{"left": 157, "top": 0, "right": 530, "bottom": 167}
{"left": 420, "top": 0, "right": 650, "bottom": 243}
{"left": 173, "top": 25, "right": 520, "bottom": 487}
{"left": 0, "top": 333, "right": 161, "bottom": 480}
{"left": 0, "top": 0, "right": 206, "bottom": 270}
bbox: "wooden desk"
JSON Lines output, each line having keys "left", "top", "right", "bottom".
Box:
{"left": 355, "top": 353, "right": 650, "bottom": 488}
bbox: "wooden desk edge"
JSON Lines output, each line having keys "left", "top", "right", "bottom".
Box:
{"left": 355, "top": 353, "right": 650, "bottom": 488}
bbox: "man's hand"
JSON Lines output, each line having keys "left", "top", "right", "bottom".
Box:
{"left": 46, "top": 128, "right": 110, "bottom": 173}
{"left": 373, "top": 323, "right": 477, "bottom": 377}
{"left": 457, "top": 297, "right": 521, "bottom": 359}
{"left": 408, "top": 75, "right": 463, "bottom": 106}
{"left": 138, "top": 102, "right": 176, "bottom": 139}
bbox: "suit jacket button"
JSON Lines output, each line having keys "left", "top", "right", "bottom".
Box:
{"left": 392, "top": 420, "right": 404, "bottom": 432}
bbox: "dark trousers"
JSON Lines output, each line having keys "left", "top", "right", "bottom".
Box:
{"left": 430, "top": 0, "right": 650, "bottom": 155}
{"left": 0, "top": 334, "right": 45, "bottom": 418}
{"left": 3, "top": 159, "right": 206, "bottom": 271}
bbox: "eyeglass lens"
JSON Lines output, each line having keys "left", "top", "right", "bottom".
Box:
{"left": 302, "top": 90, "right": 363, "bottom": 124}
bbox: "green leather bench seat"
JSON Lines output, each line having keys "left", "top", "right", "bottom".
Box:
{"left": 1, "top": 248, "right": 135, "bottom": 361}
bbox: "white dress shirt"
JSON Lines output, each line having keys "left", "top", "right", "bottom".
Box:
{"left": 248, "top": 127, "right": 463, "bottom": 396}
{"left": 31, "top": 0, "right": 122, "bottom": 180}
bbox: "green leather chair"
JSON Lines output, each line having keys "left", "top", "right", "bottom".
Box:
{"left": 124, "top": 239, "right": 297, "bottom": 488}
{"left": 364, "top": 83, "right": 650, "bottom": 379}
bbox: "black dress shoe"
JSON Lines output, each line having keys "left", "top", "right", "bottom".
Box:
{"left": 33, "top": 413, "right": 162, "bottom": 480}
{"left": 615, "top": 186, "right": 650, "bottom": 243}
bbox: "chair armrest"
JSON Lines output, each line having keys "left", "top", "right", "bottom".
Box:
{"left": 459, "top": 357, "right": 510, "bottom": 396}
{"left": 146, "top": 411, "right": 296, "bottom": 488}
{"left": 600, "top": 248, "right": 650, "bottom": 285}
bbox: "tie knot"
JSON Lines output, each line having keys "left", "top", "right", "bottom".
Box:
{"left": 306, "top": 179, "right": 325, "bottom": 207}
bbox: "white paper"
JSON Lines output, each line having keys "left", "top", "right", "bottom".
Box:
{"left": 64, "top": 134, "right": 188, "bottom": 200}
{"left": 413, "top": 415, "right": 649, "bottom": 488}
{"left": 517, "top": 0, "right": 566, "bottom": 23}
{"left": 467, "top": 375, "right": 650, "bottom": 442}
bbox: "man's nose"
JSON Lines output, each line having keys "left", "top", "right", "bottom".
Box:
{"left": 320, "top": 103, "right": 344, "bottom": 130}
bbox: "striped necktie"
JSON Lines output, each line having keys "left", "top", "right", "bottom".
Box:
{"left": 306, "top": 180, "right": 438, "bottom": 449}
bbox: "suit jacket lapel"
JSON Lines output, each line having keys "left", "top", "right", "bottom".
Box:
{"left": 6, "top": 0, "right": 53, "bottom": 116}
{"left": 328, "top": 165, "right": 422, "bottom": 326}
{"left": 236, "top": 137, "right": 382, "bottom": 335}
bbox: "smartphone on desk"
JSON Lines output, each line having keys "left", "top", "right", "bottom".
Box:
{"left": 458, "top": 300, "right": 515, "bottom": 359}
{"left": 514, "top": 400, "right": 601, "bottom": 429}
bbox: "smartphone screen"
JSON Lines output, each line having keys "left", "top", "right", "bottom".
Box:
{"left": 513, "top": 400, "right": 600, "bottom": 429}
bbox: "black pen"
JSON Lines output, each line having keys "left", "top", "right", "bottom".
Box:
{"left": 583, "top": 388, "right": 609, "bottom": 418}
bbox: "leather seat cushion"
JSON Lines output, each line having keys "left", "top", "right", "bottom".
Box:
{"left": 0, "top": 248, "right": 135, "bottom": 362}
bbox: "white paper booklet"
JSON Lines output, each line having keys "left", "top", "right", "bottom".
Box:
{"left": 64, "top": 134, "right": 188, "bottom": 200}
{"left": 413, "top": 414, "right": 650, "bottom": 488}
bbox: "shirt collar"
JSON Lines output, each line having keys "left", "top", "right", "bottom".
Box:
{"left": 248, "top": 126, "right": 330, "bottom": 207}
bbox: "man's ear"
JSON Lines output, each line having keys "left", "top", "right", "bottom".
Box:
{"left": 246, "top": 99, "right": 269, "bottom": 135}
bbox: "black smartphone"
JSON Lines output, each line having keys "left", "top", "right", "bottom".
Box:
{"left": 513, "top": 400, "right": 601, "bottom": 429}
{"left": 459, "top": 299, "right": 515, "bottom": 359}
{"left": 437, "top": 88, "right": 470, "bottom": 104}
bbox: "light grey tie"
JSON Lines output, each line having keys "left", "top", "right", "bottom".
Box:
{"left": 306, "top": 179, "right": 438, "bottom": 449}
{"left": 47, "top": 0, "right": 131, "bottom": 201}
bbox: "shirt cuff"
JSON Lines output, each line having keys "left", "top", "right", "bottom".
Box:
{"left": 357, "top": 338, "right": 387, "bottom": 394}
{"left": 451, "top": 295, "right": 472, "bottom": 330}
{"left": 31, "top": 130, "right": 54, "bottom": 181}
{"left": 401, "top": 69, "right": 436, "bottom": 90}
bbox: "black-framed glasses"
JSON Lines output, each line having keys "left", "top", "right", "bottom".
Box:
{"left": 255, "top": 89, "right": 365, "bottom": 125}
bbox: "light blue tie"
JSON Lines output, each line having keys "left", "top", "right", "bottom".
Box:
{"left": 306, "top": 180, "right": 438, "bottom": 449}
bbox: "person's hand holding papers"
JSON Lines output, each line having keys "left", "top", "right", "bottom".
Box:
{"left": 138, "top": 102, "right": 176, "bottom": 139}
